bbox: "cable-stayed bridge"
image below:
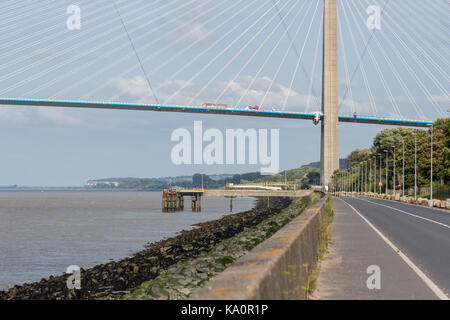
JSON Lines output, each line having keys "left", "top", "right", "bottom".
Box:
{"left": 0, "top": 0, "right": 447, "bottom": 185}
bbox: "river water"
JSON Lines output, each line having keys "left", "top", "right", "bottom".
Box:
{"left": 0, "top": 191, "right": 255, "bottom": 290}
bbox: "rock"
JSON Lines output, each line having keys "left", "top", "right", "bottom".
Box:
{"left": 182, "top": 244, "right": 194, "bottom": 251}
{"left": 177, "top": 287, "right": 191, "bottom": 296}
{"left": 146, "top": 257, "right": 159, "bottom": 264}
{"left": 160, "top": 246, "right": 172, "bottom": 255}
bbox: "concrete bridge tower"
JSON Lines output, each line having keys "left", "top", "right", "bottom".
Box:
{"left": 320, "top": 0, "right": 339, "bottom": 187}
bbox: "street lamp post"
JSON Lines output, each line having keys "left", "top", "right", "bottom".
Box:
{"left": 402, "top": 139, "right": 405, "bottom": 197}
{"left": 348, "top": 169, "right": 350, "bottom": 194}
{"left": 353, "top": 167, "right": 356, "bottom": 194}
{"left": 392, "top": 145, "right": 396, "bottom": 196}
{"left": 413, "top": 133, "right": 417, "bottom": 200}
{"left": 384, "top": 150, "right": 388, "bottom": 194}
{"left": 373, "top": 156, "right": 376, "bottom": 194}
{"left": 369, "top": 158, "right": 372, "bottom": 193}
{"left": 378, "top": 153, "right": 382, "bottom": 194}
{"left": 360, "top": 164, "right": 363, "bottom": 193}
{"left": 430, "top": 127, "right": 433, "bottom": 200}
{"left": 366, "top": 160, "right": 368, "bottom": 193}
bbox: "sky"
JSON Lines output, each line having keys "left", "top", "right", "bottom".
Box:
{"left": 0, "top": 0, "right": 448, "bottom": 186}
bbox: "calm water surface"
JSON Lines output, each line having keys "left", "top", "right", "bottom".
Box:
{"left": 0, "top": 191, "right": 255, "bottom": 290}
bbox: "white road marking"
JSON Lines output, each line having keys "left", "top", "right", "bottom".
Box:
{"left": 357, "top": 198, "right": 450, "bottom": 229}
{"left": 341, "top": 199, "right": 449, "bottom": 300}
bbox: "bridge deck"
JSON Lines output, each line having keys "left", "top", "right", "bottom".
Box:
{"left": 0, "top": 98, "right": 433, "bottom": 127}
{"left": 203, "top": 189, "right": 311, "bottom": 197}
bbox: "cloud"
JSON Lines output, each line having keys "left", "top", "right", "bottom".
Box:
{"left": 34, "top": 107, "right": 83, "bottom": 125}
{"left": 428, "top": 95, "right": 450, "bottom": 104}
{"left": 0, "top": 106, "right": 29, "bottom": 123}
{"left": 158, "top": 1, "right": 215, "bottom": 43}
{"left": 0, "top": 105, "right": 82, "bottom": 125}
{"left": 338, "top": 78, "right": 359, "bottom": 88}
{"left": 110, "top": 75, "right": 323, "bottom": 112}
{"left": 338, "top": 97, "right": 372, "bottom": 115}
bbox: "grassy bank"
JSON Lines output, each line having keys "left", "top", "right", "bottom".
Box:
{"left": 307, "top": 197, "right": 334, "bottom": 298}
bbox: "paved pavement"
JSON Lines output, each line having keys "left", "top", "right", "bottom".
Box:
{"left": 312, "top": 196, "right": 449, "bottom": 300}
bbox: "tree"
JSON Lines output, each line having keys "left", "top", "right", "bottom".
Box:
{"left": 346, "top": 148, "right": 372, "bottom": 168}
{"left": 340, "top": 119, "right": 450, "bottom": 195}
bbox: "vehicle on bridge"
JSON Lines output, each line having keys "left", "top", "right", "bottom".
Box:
{"left": 245, "top": 105, "right": 260, "bottom": 111}
{"left": 202, "top": 102, "right": 228, "bottom": 108}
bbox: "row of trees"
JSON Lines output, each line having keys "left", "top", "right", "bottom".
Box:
{"left": 331, "top": 118, "right": 450, "bottom": 197}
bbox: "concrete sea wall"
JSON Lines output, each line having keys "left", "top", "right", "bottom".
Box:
{"left": 191, "top": 195, "right": 330, "bottom": 300}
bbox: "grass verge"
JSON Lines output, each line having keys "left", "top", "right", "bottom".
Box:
{"left": 306, "top": 196, "right": 334, "bottom": 298}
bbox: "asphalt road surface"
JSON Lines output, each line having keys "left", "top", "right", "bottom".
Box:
{"left": 340, "top": 196, "right": 450, "bottom": 299}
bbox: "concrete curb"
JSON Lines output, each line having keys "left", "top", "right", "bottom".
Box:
{"left": 190, "top": 195, "right": 329, "bottom": 300}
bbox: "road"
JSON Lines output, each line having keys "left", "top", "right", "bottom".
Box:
{"left": 313, "top": 196, "right": 449, "bottom": 300}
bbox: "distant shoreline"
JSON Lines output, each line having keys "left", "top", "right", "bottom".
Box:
{"left": 0, "top": 188, "right": 162, "bottom": 192}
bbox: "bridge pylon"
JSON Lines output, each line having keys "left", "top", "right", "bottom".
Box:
{"left": 320, "top": 0, "right": 339, "bottom": 187}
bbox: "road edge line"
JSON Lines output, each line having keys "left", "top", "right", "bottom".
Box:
{"left": 341, "top": 198, "right": 449, "bottom": 300}
{"left": 358, "top": 197, "right": 450, "bottom": 229}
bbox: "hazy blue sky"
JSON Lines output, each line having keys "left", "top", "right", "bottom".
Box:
{"left": 0, "top": 0, "right": 447, "bottom": 186}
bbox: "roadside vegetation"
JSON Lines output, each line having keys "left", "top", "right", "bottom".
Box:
{"left": 333, "top": 118, "right": 450, "bottom": 199}
{"left": 306, "top": 197, "right": 334, "bottom": 298}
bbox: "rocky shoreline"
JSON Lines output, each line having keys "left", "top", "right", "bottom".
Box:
{"left": 124, "top": 195, "right": 316, "bottom": 300}
{"left": 0, "top": 197, "right": 291, "bottom": 300}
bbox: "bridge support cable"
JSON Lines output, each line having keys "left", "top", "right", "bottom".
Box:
{"left": 381, "top": 0, "right": 449, "bottom": 99}
{"left": 348, "top": 1, "right": 426, "bottom": 120}
{"left": 387, "top": 1, "right": 449, "bottom": 92}
{"left": 0, "top": 0, "right": 37, "bottom": 19}
{"left": 234, "top": 0, "right": 321, "bottom": 110}
{"left": 305, "top": 8, "right": 323, "bottom": 114}
{"left": 211, "top": 3, "right": 305, "bottom": 106}
{"left": 0, "top": 0, "right": 73, "bottom": 41}
{"left": 271, "top": 0, "right": 320, "bottom": 100}
{"left": 158, "top": 0, "right": 278, "bottom": 103}
{"left": 112, "top": 0, "right": 159, "bottom": 104}
{"left": 164, "top": 0, "right": 290, "bottom": 104}
{"left": 338, "top": 0, "right": 390, "bottom": 115}
{"left": 0, "top": 0, "right": 141, "bottom": 79}
{"left": 38, "top": 0, "right": 205, "bottom": 101}
{"left": 189, "top": 0, "right": 300, "bottom": 106}
{"left": 84, "top": 0, "right": 244, "bottom": 101}
{"left": 337, "top": 7, "right": 356, "bottom": 115}
{"left": 208, "top": 0, "right": 307, "bottom": 108}
{"left": 395, "top": 0, "right": 449, "bottom": 64}
{"left": 339, "top": 0, "right": 379, "bottom": 116}
{"left": 413, "top": 0, "right": 448, "bottom": 32}
{"left": 345, "top": 1, "right": 403, "bottom": 118}
{"left": 358, "top": 0, "right": 446, "bottom": 117}
{"left": 399, "top": 0, "right": 448, "bottom": 50}
{"left": 0, "top": 0, "right": 171, "bottom": 96}
{"left": 282, "top": 0, "right": 320, "bottom": 111}
{"left": 259, "top": 1, "right": 320, "bottom": 110}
